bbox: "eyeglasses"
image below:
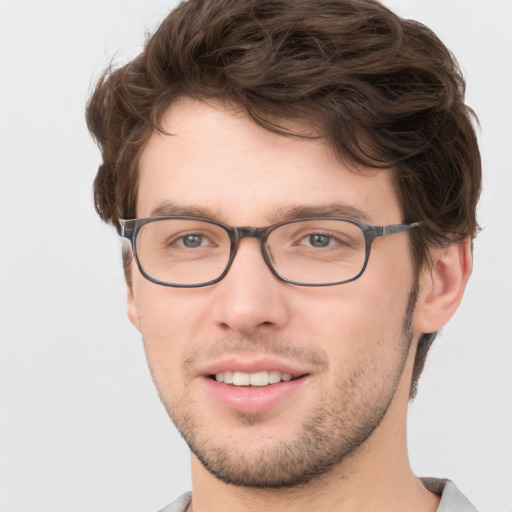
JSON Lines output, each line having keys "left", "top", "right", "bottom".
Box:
{"left": 119, "top": 216, "right": 420, "bottom": 287}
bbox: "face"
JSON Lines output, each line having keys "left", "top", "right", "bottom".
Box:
{"left": 128, "top": 97, "right": 418, "bottom": 487}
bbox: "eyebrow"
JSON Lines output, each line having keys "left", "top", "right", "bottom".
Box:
{"left": 272, "top": 204, "right": 371, "bottom": 223}
{"left": 150, "top": 202, "right": 220, "bottom": 219}
{"left": 149, "top": 201, "right": 372, "bottom": 224}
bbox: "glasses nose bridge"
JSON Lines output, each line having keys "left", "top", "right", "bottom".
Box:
{"left": 233, "top": 226, "right": 269, "bottom": 244}
{"left": 229, "top": 226, "right": 271, "bottom": 267}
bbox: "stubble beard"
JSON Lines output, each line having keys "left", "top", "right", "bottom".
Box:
{"left": 158, "top": 285, "right": 418, "bottom": 489}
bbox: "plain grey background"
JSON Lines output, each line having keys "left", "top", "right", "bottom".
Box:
{"left": 0, "top": 1, "right": 511, "bottom": 511}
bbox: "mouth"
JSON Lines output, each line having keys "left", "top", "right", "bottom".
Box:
{"left": 211, "top": 370, "right": 302, "bottom": 387}
{"left": 201, "top": 358, "right": 312, "bottom": 414}
{"left": 205, "top": 370, "right": 309, "bottom": 415}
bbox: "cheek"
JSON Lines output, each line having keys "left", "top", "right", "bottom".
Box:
{"left": 360, "top": 238, "right": 416, "bottom": 330}
{"left": 135, "top": 279, "right": 209, "bottom": 334}
{"left": 299, "top": 280, "right": 410, "bottom": 338}
{"left": 292, "top": 263, "right": 414, "bottom": 371}
{"left": 133, "top": 284, "right": 211, "bottom": 382}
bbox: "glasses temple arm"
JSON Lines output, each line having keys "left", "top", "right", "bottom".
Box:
{"left": 380, "top": 221, "right": 421, "bottom": 237}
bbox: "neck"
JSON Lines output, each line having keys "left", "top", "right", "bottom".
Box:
{"left": 189, "top": 440, "right": 437, "bottom": 512}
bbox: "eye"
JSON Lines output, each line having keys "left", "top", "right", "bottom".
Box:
{"left": 167, "top": 231, "right": 216, "bottom": 250}
{"left": 306, "top": 233, "right": 333, "bottom": 247}
{"left": 181, "top": 234, "right": 205, "bottom": 248}
{"left": 301, "top": 233, "right": 339, "bottom": 248}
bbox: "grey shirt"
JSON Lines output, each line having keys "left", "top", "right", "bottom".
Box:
{"left": 158, "top": 478, "right": 477, "bottom": 512}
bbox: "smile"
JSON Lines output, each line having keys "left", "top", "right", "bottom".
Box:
{"left": 214, "top": 370, "right": 293, "bottom": 386}
{"left": 205, "top": 370, "right": 309, "bottom": 415}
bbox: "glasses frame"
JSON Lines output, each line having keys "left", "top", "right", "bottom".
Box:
{"left": 118, "top": 216, "right": 420, "bottom": 288}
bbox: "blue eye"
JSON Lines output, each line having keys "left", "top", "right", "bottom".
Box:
{"left": 182, "top": 234, "right": 204, "bottom": 248}
{"left": 307, "top": 234, "right": 332, "bottom": 247}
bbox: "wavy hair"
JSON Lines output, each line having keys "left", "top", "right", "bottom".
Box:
{"left": 86, "top": 0, "right": 481, "bottom": 397}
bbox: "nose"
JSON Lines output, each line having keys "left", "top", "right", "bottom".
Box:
{"left": 213, "top": 238, "right": 291, "bottom": 336}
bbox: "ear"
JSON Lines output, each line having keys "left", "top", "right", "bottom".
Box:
{"left": 413, "top": 237, "right": 473, "bottom": 334}
{"left": 127, "top": 285, "right": 141, "bottom": 331}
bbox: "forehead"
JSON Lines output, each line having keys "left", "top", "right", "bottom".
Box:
{"left": 137, "top": 97, "right": 402, "bottom": 225}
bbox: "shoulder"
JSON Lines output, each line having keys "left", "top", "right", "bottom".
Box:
{"left": 421, "top": 478, "right": 479, "bottom": 512}
{"left": 157, "top": 492, "right": 192, "bottom": 512}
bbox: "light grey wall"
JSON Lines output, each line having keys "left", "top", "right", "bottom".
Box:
{"left": 0, "top": 1, "right": 510, "bottom": 511}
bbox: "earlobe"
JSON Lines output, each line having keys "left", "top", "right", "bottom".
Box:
{"left": 413, "top": 237, "right": 473, "bottom": 334}
{"left": 127, "top": 286, "right": 141, "bottom": 331}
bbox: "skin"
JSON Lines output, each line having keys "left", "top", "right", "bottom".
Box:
{"left": 127, "top": 97, "right": 472, "bottom": 512}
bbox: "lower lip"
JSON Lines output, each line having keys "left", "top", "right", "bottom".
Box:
{"left": 203, "top": 376, "right": 308, "bottom": 414}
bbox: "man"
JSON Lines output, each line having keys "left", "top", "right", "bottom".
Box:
{"left": 86, "top": 0, "right": 481, "bottom": 510}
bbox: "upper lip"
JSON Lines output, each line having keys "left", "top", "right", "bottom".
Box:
{"left": 199, "top": 356, "right": 311, "bottom": 379}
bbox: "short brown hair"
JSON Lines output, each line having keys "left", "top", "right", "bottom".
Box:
{"left": 86, "top": 0, "right": 481, "bottom": 397}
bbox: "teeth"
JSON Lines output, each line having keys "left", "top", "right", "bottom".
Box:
{"left": 250, "top": 371, "right": 268, "bottom": 386}
{"left": 233, "top": 371, "right": 250, "bottom": 386}
{"left": 215, "top": 370, "right": 293, "bottom": 386}
{"left": 268, "top": 370, "right": 281, "bottom": 384}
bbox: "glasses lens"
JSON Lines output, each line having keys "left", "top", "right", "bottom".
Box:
{"left": 135, "top": 219, "right": 231, "bottom": 285}
{"left": 267, "top": 219, "right": 367, "bottom": 284}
